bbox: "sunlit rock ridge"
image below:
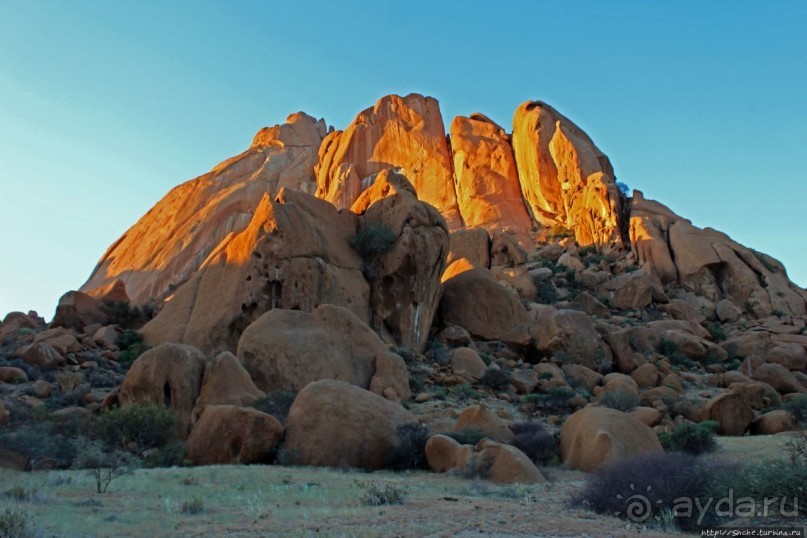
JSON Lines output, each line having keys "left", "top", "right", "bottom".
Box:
{"left": 80, "top": 93, "right": 807, "bottom": 329}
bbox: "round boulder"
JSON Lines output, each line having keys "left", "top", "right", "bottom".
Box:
{"left": 283, "top": 380, "right": 417, "bottom": 470}
{"left": 193, "top": 352, "right": 264, "bottom": 421}
{"left": 560, "top": 406, "right": 663, "bottom": 472}
{"left": 118, "top": 343, "right": 207, "bottom": 438}
{"left": 700, "top": 392, "right": 754, "bottom": 436}
{"left": 425, "top": 434, "right": 473, "bottom": 473}
{"left": 186, "top": 405, "right": 284, "bottom": 465}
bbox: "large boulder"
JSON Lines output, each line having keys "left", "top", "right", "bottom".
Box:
{"left": 750, "top": 410, "right": 797, "bottom": 435}
{"left": 531, "top": 308, "right": 613, "bottom": 372}
{"left": 700, "top": 392, "right": 755, "bottom": 436}
{"left": 50, "top": 291, "right": 107, "bottom": 330}
{"left": 598, "top": 271, "right": 667, "bottom": 310}
{"left": 452, "top": 405, "right": 515, "bottom": 444}
{"left": 350, "top": 170, "right": 448, "bottom": 352}
{"left": 186, "top": 405, "right": 284, "bottom": 465}
{"left": 118, "top": 343, "right": 208, "bottom": 438}
{"left": 283, "top": 380, "right": 417, "bottom": 469}
{"left": 450, "top": 114, "right": 533, "bottom": 241}
{"left": 316, "top": 93, "right": 461, "bottom": 229}
{"left": 141, "top": 189, "right": 369, "bottom": 355}
{"left": 751, "top": 363, "right": 807, "bottom": 395}
{"left": 560, "top": 406, "right": 663, "bottom": 472}
{"left": 439, "top": 267, "right": 531, "bottom": 345}
{"left": 447, "top": 228, "right": 491, "bottom": 268}
{"left": 765, "top": 344, "right": 807, "bottom": 371}
{"left": 472, "top": 439, "right": 546, "bottom": 484}
{"left": 17, "top": 343, "right": 64, "bottom": 369}
{"left": 192, "top": 352, "right": 264, "bottom": 421}
{"left": 237, "top": 305, "right": 408, "bottom": 398}
{"left": 511, "top": 100, "right": 626, "bottom": 246}
{"left": 80, "top": 113, "right": 327, "bottom": 304}
{"left": 425, "top": 434, "right": 473, "bottom": 473}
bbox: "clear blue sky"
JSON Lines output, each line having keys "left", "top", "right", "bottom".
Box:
{"left": 1, "top": 1, "right": 805, "bottom": 319}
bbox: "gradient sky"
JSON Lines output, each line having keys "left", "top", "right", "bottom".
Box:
{"left": 1, "top": 1, "right": 806, "bottom": 319}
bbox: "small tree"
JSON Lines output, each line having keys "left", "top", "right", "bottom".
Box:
{"left": 74, "top": 440, "right": 139, "bottom": 493}
{"left": 95, "top": 404, "right": 177, "bottom": 457}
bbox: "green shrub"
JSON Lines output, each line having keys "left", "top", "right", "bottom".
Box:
{"left": 446, "top": 428, "right": 487, "bottom": 446}
{"left": 707, "top": 322, "right": 726, "bottom": 342}
{"left": 479, "top": 368, "right": 510, "bottom": 391}
{"left": 449, "top": 382, "right": 481, "bottom": 402}
{"left": 598, "top": 390, "right": 639, "bottom": 412}
{"left": 118, "top": 342, "right": 149, "bottom": 365}
{"left": 117, "top": 329, "right": 143, "bottom": 350}
{"left": 0, "top": 409, "right": 80, "bottom": 469}
{"left": 0, "top": 506, "right": 35, "bottom": 538}
{"left": 657, "top": 339, "right": 679, "bottom": 357}
{"left": 782, "top": 395, "right": 807, "bottom": 424}
{"left": 545, "top": 386, "right": 576, "bottom": 408}
{"left": 95, "top": 404, "right": 177, "bottom": 457}
{"left": 509, "top": 422, "right": 557, "bottom": 465}
{"left": 349, "top": 222, "right": 397, "bottom": 277}
{"left": 101, "top": 300, "right": 142, "bottom": 328}
{"left": 536, "top": 279, "right": 558, "bottom": 304}
{"left": 252, "top": 391, "right": 297, "bottom": 424}
{"left": 361, "top": 483, "right": 405, "bottom": 506}
{"left": 384, "top": 423, "right": 430, "bottom": 471}
{"left": 658, "top": 421, "right": 718, "bottom": 455}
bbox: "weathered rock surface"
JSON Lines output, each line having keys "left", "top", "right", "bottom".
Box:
{"left": 701, "top": 392, "right": 755, "bottom": 435}
{"left": 452, "top": 404, "right": 515, "bottom": 444}
{"left": 439, "top": 267, "right": 531, "bottom": 344}
{"left": 316, "top": 93, "right": 461, "bottom": 229}
{"left": 511, "top": 100, "right": 626, "bottom": 246}
{"left": 283, "top": 380, "right": 417, "bottom": 469}
{"left": 473, "top": 439, "right": 547, "bottom": 484}
{"left": 425, "top": 434, "right": 474, "bottom": 473}
{"left": 141, "top": 189, "right": 368, "bottom": 355}
{"left": 531, "top": 307, "right": 613, "bottom": 372}
{"left": 193, "top": 351, "right": 264, "bottom": 420}
{"left": 118, "top": 343, "right": 208, "bottom": 437}
{"left": 351, "top": 170, "right": 448, "bottom": 352}
{"left": 237, "top": 305, "right": 406, "bottom": 395}
{"left": 186, "top": 405, "right": 284, "bottom": 465}
{"left": 630, "top": 191, "right": 807, "bottom": 317}
{"left": 81, "top": 113, "right": 327, "bottom": 304}
{"left": 560, "top": 407, "right": 663, "bottom": 472}
{"left": 450, "top": 114, "right": 533, "bottom": 240}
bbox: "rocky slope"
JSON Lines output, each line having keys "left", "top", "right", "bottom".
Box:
{"left": 2, "top": 93, "right": 807, "bottom": 488}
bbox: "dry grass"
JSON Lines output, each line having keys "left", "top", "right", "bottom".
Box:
{"left": 0, "top": 464, "right": 681, "bottom": 537}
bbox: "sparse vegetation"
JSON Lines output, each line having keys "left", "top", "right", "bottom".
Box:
{"left": 446, "top": 428, "right": 487, "bottom": 446}
{"left": 349, "top": 222, "right": 397, "bottom": 276}
{"left": 707, "top": 321, "right": 726, "bottom": 342}
{"left": 74, "top": 439, "right": 139, "bottom": 493}
{"left": 658, "top": 421, "right": 718, "bottom": 455}
{"left": 0, "top": 506, "right": 35, "bottom": 538}
{"left": 95, "top": 404, "right": 178, "bottom": 458}
{"left": 597, "top": 390, "right": 639, "bottom": 412}
{"left": 782, "top": 395, "right": 807, "bottom": 424}
{"left": 360, "top": 483, "right": 406, "bottom": 506}
{"left": 180, "top": 497, "right": 205, "bottom": 515}
{"left": 509, "top": 422, "right": 557, "bottom": 465}
{"left": 101, "top": 300, "right": 142, "bottom": 328}
{"left": 479, "top": 368, "right": 509, "bottom": 391}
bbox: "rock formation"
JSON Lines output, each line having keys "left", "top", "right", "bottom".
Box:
{"left": 315, "top": 93, "right": 462, "bottom": 229}
{"left": 80, "top": 113, "right": 327, "bottom": 304}
{"left": 511, "top": 100, "right": 626, "bottom": 246}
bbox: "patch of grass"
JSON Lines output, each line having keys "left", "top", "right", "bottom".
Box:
{"left": 658, "top": 421, "right": 718, "bottom": 455}
{"left": 0, "top": 506, "right": 35, "bottom": 538}
{"left": 360, "top": 483, "right": 405, "bottom": 506}
{"left": 180, "top": 497, "right": 204, "bottom": 515}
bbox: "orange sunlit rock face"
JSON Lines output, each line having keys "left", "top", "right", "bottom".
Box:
{"left": 315, "top": 93, "right": 463, "bottom": 229}
{"left": 511, "top": 100, "right": 625, "bottom": 246}
{"left": 80, "top": 112, "right": 327, "bottom": 304}
{"left": 450, "top": 113, "right": 533, "bottom": 244}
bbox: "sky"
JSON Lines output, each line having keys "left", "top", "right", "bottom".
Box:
{"left": 1, "top": 1, "right": 806, "bottom": 320}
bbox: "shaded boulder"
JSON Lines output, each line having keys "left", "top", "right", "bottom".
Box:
{"left": 18, "top": 343, "right": 64, "bottom": 369}
{"left": 439, "top": 267, "right": 531, "bottom": 345}
{"left": 193, "top": 352, "right": 264, "bottom": 421}
{"left": 450, "top": 347, "right": 488, "bottom": 382}
{"left": 750, "top": 410, "right": 797, "bottom": 435}
{"left": 752, "top": 363, "right": 807, "bottom": 395}
{"left": 237, "top": 305, "right": 408, "bottom": 397}
{"left": 0, "top": 367, "right": 28, "bottom": 384}
{"left": 532, "top": 308, "right": 613, "bottom": 372}
{"left": 452, "top": 404, "right": 515, "bottom": 444}
{"left": 118, "top": 343, "right": 207, "bottom": 438}
{"left": 350, "top": 170, "right": 448, "bottom": 352}
{"left": 447, "top": 228, "right": 491, "bottom": 268}
{"left": 700, "top": 392, "right": 754, "bottom": 436}
{"left": 472, "top": 439, "right": 546, "bottom": 484}
{"left": 368, "top": 351, "right": 411, "bottom": 403}
{"left": 283, "top": 380, "right": 417, "bottom": 469}
{"left": 560, "top": 406, "right": 663, "bottom": 472}
{"left": 425, "top": 434, "right": 473, "bottom": 473}
{"left": 599, "top": 271, "right": 667, "bottom": 310}
{"left": 51, "top": 291, "right": 106, "bottom": 330}
{"left": 765, "top": 344, "right": 807, "bottom": 371}
{"left": 186, "top": 405, "right": 284, "bottom": 465}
